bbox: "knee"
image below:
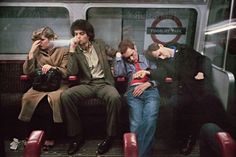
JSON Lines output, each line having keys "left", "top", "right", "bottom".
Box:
{"left": 200, "top": 123, "right": 222, "bottom": 139}
{"left": 60, "top": 90, "right": 71, "bottom": 106}
{"left": 146, "top": 114, "right": 158, "bottom": 124}
{"left": 108, "top": 94, "right": 122, "bottom": 106}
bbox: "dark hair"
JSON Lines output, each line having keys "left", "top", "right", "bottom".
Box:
{"left": 31, "top": 27, "right": 57, "bottom": 41}
{"left": 70, "top": 19, "right": 95, "bottom": 41}
{"left": 118, "top": 39, "right": 135, "bottom": 54}
{"left": 145, "top": 42, "right": 160, "bottom": 61}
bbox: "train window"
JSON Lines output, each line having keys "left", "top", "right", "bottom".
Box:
{"left": 207, "top": 0, "right": 230, "bottom": 26}
{"left": 204, "top": 31, "right": 228, "bottom": 67}
{"left": 87, "top": 7, "right": 197, "bottom": 53}
{"left": 204, "top": 0, "right": 235, "bottom": 69}
{"left": 0, "top": 6, "right": 70, "bottom": 54}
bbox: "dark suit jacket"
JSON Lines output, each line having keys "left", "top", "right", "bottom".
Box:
{"left": 150, "top": 43, "right": 216, "bottom": 99}
{"left": 150, "top": 44, "right": 230, "bottom": 131}
{"left": 67, "top": 39, "right": 117, "bottom": 86}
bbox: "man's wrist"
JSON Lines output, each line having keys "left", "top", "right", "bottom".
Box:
{"left": 146, "top": 70, "right": 150, "bottom": 75}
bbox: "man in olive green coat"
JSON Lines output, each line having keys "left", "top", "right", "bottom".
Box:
{"left": 61, "top": 19, "right": 122, "bottom": 155}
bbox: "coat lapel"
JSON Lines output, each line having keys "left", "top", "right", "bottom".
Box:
{"left": 93, "top": 41, "right": 105, "bottom": 69}
{"left": 76, "top": 48, "right": 91, "bottom": 77}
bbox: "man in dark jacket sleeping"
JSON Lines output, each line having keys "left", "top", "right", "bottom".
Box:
{"left": 134, "top": 42, "right": 229, "bottom": 155}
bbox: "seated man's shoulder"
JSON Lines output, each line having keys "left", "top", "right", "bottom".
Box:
{"left": 93, "top": 39, "right": 105, "bottom": 44}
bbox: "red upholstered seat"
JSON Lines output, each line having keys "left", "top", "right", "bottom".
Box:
{"left": 23, "top": 130, "right": 45, "bottom": 157}
{"left": 123, "top": 133, "right": 138, "bottom": 157}
{"left": 215, "top": 132, "right": 236, "bottom": 157}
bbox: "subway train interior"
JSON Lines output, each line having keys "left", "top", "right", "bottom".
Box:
{"left": 0, "top": 0, "right": 235, "bottom": 157}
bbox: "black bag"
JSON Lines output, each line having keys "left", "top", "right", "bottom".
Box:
{"left": 32, "top": 68, "right": 62, "bottom": 92}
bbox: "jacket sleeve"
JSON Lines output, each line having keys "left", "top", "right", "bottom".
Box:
{"left": 23, "top": 52, "right": 38, "bottom": 75}
{"left": 95, "top": 39, "right": 117, "bottom": 58}
{"left": 66, "top": 53, "right": 80, "bottom": 76}
{"left": 198, "top": 55, "right": 213, "bottom": 81}
{"left": 113, "top": 56, "right": 127, "bottom": 77}
{"left": 56, "top": 50, "right": 69, "bottom": 78}
{"left": 149, "top": 59, "right": 171, "bottom": 83}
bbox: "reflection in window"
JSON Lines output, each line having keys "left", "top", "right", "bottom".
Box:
{"left": 204, "top": 32, "right": 227, "bottom": 67}
{"left": 207, "top": 0, "right": 230, "bottom": 26}
{"left": 0, "top": 6, "right": 70, "bottom": 54}
{"left": 204, "top": 0, "right": 235, "bottom": 69}
{"left": 87, "top": 7, "right": 197, "bottom": 53}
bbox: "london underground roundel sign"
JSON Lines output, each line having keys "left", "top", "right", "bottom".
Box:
{"left": 149, "top": 15, "right": 185, "bottom": 44}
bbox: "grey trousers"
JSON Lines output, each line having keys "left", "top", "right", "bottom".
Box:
{"left": 61, "top": 80, "right": 122, "bottom": 137}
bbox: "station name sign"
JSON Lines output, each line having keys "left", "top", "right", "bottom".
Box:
{"left": 147, "top": 27, "right": 186, "bottom": 34}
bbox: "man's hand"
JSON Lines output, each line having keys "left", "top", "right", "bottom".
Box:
{"left": 69, "top": 37, "right": 79, "bottom": 53}
{"left": 133, "top": 70, "right": 150, "bottom": 79}
{"left": 194, "top": 72, "right": 204, "bottom": 80}
{"left": 116, "top": 52, "right": 122, "bottom": 58}
{"left": 132, "top": 82, "right": 151, "bottom": 97}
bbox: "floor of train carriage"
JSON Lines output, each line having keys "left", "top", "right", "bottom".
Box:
{"left": 5, "top": 138, "right": 200, "bottom": 157}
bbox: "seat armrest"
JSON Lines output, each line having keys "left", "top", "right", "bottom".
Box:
{"left": 164, "top": 77, "right": 173, "bottom": 83}
{"left": 68, "top": 75, "right": 80, "bottom": 87}
{"left": 117, "top": 76, "right": 126, "bottom": 82}
{"left": 23, "top": 130, "right": 45, "bottom": 157}
{"left": 20, "top": 74, "right": 32, "bottom": 92}
{"left": 20, "top": 75, "right": 30, "bottom": 81}
{"left": 123, "top": 133, "right": 138, "bottom": 157}
{"left": 115, "top": 77, "right": 127, "bottom": 94}
{"left": 68, "top": 75, "right": 78, "bottom": 81}
{"left": 215, "top": 132, "right": 236, "bottom": 157}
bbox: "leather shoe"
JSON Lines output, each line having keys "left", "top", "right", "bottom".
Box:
{"left": 67, "top": 138, "right": 85, "bottom": 155}
{"left": 96, "top": 137, "right": 113, "bottom": 154}
{"left": 179, "top": 135, "right": 196, "bottom": 155}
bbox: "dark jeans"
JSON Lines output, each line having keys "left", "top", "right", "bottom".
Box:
{"left": 199, "top": 123, "right": 223, "bottom": 157}
{"left": 30, "top": 96, "right": 54, "bottom": 140}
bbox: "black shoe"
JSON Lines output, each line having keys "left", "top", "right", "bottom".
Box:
{"left": 67, "top": 138, "right": 85, "bottom": 155}
{"left": 179, "top": 135, "right": 196, "bottom": 155}
{"left": 96, "top": 137, "right": 113, "bottom": 154}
